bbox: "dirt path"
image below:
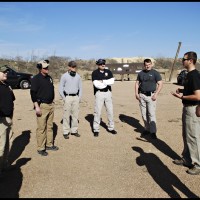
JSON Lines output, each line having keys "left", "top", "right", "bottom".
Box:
{"left": 0, "top": 80, "right": 199, "bottom": 198}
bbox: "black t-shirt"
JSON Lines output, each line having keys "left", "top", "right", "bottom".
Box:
{"left": 137, "top": 69, "right": 162, "bottom": 92}
{"left": 92, "top": 68, "right": 113, "bottom": 95}
{"left": 30, "top": 73, "right": 54, "bottom": 103}
{"left": 0, "top": 82, "right": 15, "bottom": 117}
{"left": 182, "top": 69, "right": 200, "bottom": 105}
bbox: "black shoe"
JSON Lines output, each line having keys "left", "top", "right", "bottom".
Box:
{"left": 108, "top": 129, "right": 117, "bottom": 134}
{"left": 151, "top": 133, "right": 157, "bottom": 139}
{"left": 37, "top": 150, "right": 48, "bottom": 156}
{"left": 46, "top": 146, "right": 59, "bottom": 151}
{"left": 173, "top": 158, "right": 193, "bottom": 168}
{"left": 94, "top": 132, "right": 99, "bottom": 137}
{"left": 71, "top": 132, "right": 81, "bottom": 137}
{"left": 63, "top": 134, "right": 69, "bottom": 139}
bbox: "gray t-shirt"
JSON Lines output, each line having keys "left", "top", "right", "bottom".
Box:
{"left": 136, "top": 69, "right": 162, "bottom": 92}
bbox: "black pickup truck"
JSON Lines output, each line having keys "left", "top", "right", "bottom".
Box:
{"left": 3, "top": 65, "right": 33, "bottom": 89}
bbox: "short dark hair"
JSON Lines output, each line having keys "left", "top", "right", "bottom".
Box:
{"left": 144, "top": 58, "right": 152, "bottom": 64}
{"left": 184, "top": 51, "right": 197, "bottom": 64}
{"left": 68, "top": 61, "right": 77, "bottom": 68}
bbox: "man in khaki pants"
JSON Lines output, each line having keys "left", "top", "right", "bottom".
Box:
{"left": 0, "top": 66, "right": 15, "bottom": 177}
{"left": 59, "top": 61, "right": 82, "bottom": 139}
{"left": 30, "top": 60, "right": 58, "bottom": 156}
{"left": 135, "top": 58, "right": 163, "bottom": 139}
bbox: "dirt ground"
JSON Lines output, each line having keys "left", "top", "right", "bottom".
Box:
{"left": 0, "top": 80, "right": 200, "bottom": 198}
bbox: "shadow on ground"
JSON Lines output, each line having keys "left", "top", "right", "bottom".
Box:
{"left": 0, "top": 130, "right": 31, "bottom": 198}
{"left": 132, "top": 146, "right": 198, "bottom": 198}
{"left": 119, "top": 114, "right": 181, "bottom": 160}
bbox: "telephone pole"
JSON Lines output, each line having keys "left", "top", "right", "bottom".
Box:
{"left": 169, "top": 42, "right": 182, "bottom": 82}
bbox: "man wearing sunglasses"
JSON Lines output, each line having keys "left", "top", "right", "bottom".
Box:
{"left": 92, "top": 59, "right": 117, "bottom": 137}
{"left": 0, "top": 66, "right": 15, "bottom": 177}
{"left": 30, "top": 60, "right": 58, "bottom": 156}
{"left": 171, "top": 51, "right": 200, "bottom": 175}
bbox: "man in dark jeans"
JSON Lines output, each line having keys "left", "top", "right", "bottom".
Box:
{"left": 171, "top": 51, "right": 200, "bottom": 175}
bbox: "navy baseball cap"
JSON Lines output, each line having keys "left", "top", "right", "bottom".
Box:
{"left": 96, "top": 59, "right": 106, "bottom": 65}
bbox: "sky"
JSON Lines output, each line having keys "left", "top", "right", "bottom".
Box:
{"left": 0, "top": 2, "right": 200, "bottom": 61}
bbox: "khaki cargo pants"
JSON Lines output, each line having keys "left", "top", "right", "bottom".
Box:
{"left": 36, "top": 103, "right": 54, "bottom": 151}
{"left": 0, "top": 117, "right": 13, "bottom": 172}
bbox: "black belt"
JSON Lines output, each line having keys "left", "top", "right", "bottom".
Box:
{"left": 140, "top": 91, "right": 155, "bottom": 96}
{"left": 38, "top": 100, "right": 53, "bottom": 104}
{"left": 183, "top": 104, "right": 198, "bottom": 107}
{"left": 65, "top": 94, "right": 77, "bottom": 96}
{"left": 98, "top": 88, "right": 109, "bottom": 92}
{"left": 63, "top": 91, "right": 78, "bottom": 97}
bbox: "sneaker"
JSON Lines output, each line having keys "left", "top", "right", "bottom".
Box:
{"left": 63, "top": 134, "right": 69, "bottom": 139}
{"left": 151, "top": 133, "right": 157, "bottom": 139}
{"left": 71, "top": 132, "right": 80, "bottom": 137}
{"left": 108, "top": 129, "right": 117, "bottom": 134}
{"left": 37, "top": 150, "right": 48, "bottom": 156}
{"left": 46, "top": 146, "right": 59, "bottom": 151}
{"left": 173, "top": 158, "right": 193, "bottom": 168}
{"left": 186, "top": 166, "right": 200, "bottom": 175}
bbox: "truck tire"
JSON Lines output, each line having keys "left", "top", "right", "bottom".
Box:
{"left": 20, "top": 80, "right": 31, "bottom": 89}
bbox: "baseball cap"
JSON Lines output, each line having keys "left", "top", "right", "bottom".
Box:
{"left": 0, "top": 66, "right": 9, "bottom": 73}
{"left": 96, "top": 59, "right": 106, "bottom": 65}
{"left": 37, "top": 60, "right": 50, "bottom": 68}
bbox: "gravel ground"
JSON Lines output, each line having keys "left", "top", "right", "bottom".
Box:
{"left": 0, "top": 80, "right": 199, "bottom": 198}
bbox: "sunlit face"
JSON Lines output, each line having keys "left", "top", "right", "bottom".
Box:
{"left": 69, "top": 66, "right": 76, "bottom": 72}
{"left": 0, "top": 71, "right": 8, "bottom": 82}
{"left": 98, "top": 64, "right": 106, "bottom": 71}
{"left": 41, "top": 67, "right": 49, "bottom": 75}
{"left": 182, "top": 55, "right": 191, "bottom": 69}
{"left": 144, "top": 62, "right": 152, "bottom": 71}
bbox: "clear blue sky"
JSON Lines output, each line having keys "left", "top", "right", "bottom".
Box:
{"left": 0, "top": 2, "right": 200, "bottom": 61}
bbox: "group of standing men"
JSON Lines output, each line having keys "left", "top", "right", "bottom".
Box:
{"left": 0, "top": 51, "right": 200, "bottom": 178}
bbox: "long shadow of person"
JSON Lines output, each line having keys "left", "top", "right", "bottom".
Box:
{"left": 119, "top": 114, "right": 180, "bottom": 160}
{"left": 8, "top": 130, "right": 31, "bottom": 165}
{"left": 53, "top": 122, "right": 58, "bottom": 145}
{"left": 0, "top": 157, "right": 31, "bottom": 198}
{"left": 132, "top": 146, "right": 198, "bottom": 198}
{"left": 85, "top": 114, "right": 108, "bottom": 133}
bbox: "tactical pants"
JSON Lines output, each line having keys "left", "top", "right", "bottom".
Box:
{"left": 63, "top": 96, "right": 79, "bottom": 135}
{"left": 36, "top": 103, "right": 54, "bottom": 151}
{"left": 139, "top": 93, "right": 157, "bottom": 133}
{"left": 93, "top": 90, "right": 114, "bottom": 132}
{"left": 0, "top": 117, "right": 13, "bottom": 172}
{"left": 182, "top": 106, "right": 200, "bottom": 168}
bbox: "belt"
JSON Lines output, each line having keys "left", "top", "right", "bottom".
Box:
{"left": 99, "top": 88, "right": 109, "bottom": 92}
{"left": 65, "top": 94, "right": 77, "bottom": 96}
{"left": 183, "top": 104, "right": 198, "bottom": 107}
{"left": 140, "top": 91, "right": 155, "bottom": 96}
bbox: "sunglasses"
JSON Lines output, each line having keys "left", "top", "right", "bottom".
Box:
{"left": 43, "top": 67, "right": 49, "bottom": 70}
{"left": 182, "top": 58, "right": 191, "bottom": 62}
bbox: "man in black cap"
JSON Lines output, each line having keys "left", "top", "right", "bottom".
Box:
{"left": 0, "top": 66, "right": 15, "bottom": 177}
{"left": 91, "top": 59, "right": 117, "bottom": 137}
{"left": 30, "top": 60, "right": 58, "bottom": 156}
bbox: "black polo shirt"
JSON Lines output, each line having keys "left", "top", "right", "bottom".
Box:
{"left": 182, "top": 69, "right": 200, "bottom": 105}
{"left": 92, "top": 68, "right": 113, "bottom": 95}
{"left": 136, "top": 69, "right": 162, "bottom": 92}
{"left": 30, "top": 73, "right": 54, "bottom": 103}
{"left": 0, "top": 82, "right": 15, "bottom": 117}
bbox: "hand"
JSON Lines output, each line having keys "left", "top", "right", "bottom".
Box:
{"left": 171, "top": 91, "right": 183, "bottom": 99}
{"left": 136, "top": 94, "right": 140, "bottom": 101}
{"left": 35, "top": 107, "right": 42, "bottom": 117}
{"left": 151, "top": 93, "right": 157, "bottom": 101}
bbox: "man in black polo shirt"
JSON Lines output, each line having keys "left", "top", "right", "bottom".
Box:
{"left": 135, "top": 58, "right": 163, "bottom": 139}
{"left": 30, "top": 60, "right": 58, "bottom": 156}
{"left": 0, "top": 66, "right": 15, "bottom": 177}
{"left": 171, "top": 51, "right": 200, "bottom": 175}
{"left": 92, "top": 59, "right": 117, "bottom": 137}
